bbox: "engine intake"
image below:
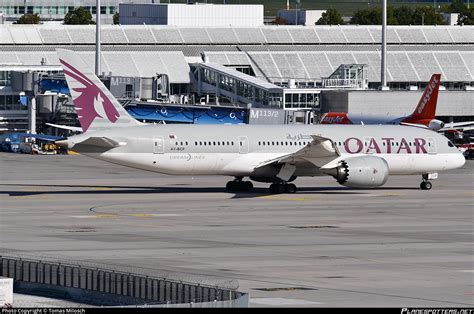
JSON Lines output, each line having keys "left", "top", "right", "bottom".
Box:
{"left": 328, "top": 156, "right": 390, "bottom": 188}
{"left": 428, "top": 119, "right": 445, "bottom": 131}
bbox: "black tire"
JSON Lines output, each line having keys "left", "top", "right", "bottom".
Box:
{"left": 420, "top": 182, "right": 426, "bottom": 190}
{"left": 285, "top": 183, "right": 297, "bottom": 194}
{"left": 269, "top": 183, "right": 277, "bottom": 194}
{"left": 244, "top": 181, "right": 253, "bottom": 192}
{"left": 276, "top": 184, "right": 285, "bottom": 194}
{"left": 424, "top": 181, "right": 432, "bottom": 190}
{"left": 226, "top": 181, "right": 234, "bottom": 192}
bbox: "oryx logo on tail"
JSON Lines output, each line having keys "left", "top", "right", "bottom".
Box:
{"left": 60, "top": 59, "right": 120, "bottom": 132}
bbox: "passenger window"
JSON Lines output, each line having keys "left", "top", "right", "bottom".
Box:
{"left": 213, "top": 142, "right": 216, "bottom": 146}
{"left": 290, "top": 142, "right": 293, "bottom": 146}
{"left": 232, "top": 141, "right": 234, "bottom": 145}
{"left": 227, "top": 141, "right": 230, "bottom": 145}
{"left": 185, "top": 142, "right": 188, "bottom": 146}
{"left": 195, "top": 141, "right": 197, "bottom": 146}
{"left": 262, "top": 142, "right": 265, "bottom": 146}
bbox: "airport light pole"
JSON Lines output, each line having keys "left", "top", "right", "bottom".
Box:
{"left": 381, "top": 0, "right": 387, "bottom": 89}
{"left": 95, "top": 0, "right": 101, "bottom": 76}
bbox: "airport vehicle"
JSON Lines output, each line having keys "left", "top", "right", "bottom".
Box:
{"left": 55, "top": 49, "right": 465, "bottom": 193}
{"left": 320, "top": 74, "right": 445, "bottom": 131}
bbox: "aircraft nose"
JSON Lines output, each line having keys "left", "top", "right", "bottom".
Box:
{"left": 452, "top": 151, "right": 466, "bottom": 169}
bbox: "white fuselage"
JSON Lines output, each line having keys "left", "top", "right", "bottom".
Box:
{"left": 69, "top": 124, "right": 465, "bottom": 179}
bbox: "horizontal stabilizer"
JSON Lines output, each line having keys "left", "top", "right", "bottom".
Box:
{"left": 46, "top": 123, "right": 83, "bottom": 132}
{"left": 55, "top": 136, "right": 123, "bottom": 149}
{"left": 79, "top": 137, "right": 122, "bottom": 148}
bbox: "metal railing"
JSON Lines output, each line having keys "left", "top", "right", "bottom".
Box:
{"left": 0, "top": 254, "right": 247, "bottom": 307}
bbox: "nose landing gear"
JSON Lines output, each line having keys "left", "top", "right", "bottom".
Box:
{"left": 420, "top": 181, "right": 432, "bottom": 190}
{"left": 226, "top": 177, "right": 253, "bottom": 192}
{"left": 420, "top": 173, "right": 437, "bottom": 190}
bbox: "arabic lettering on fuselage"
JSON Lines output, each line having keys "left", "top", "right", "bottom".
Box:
{"left": 286, "top": 133, "right": 313, "bottom": 141}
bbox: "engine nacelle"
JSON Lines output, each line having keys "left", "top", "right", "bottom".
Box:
{"left": 428, "top": 119, "right": 445, "bottom": 131}
{"left": 327, "top": 156, "right": 390, "bottom": 188}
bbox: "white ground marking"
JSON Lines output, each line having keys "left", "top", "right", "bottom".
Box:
{"left": 251, "top": 298, "right": 323, "bottom": 306}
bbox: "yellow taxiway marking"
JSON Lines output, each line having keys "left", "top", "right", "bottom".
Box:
{"left": 128, "top": 213, "right": 159, "bottom": 218}
{"left": 93, "top": 187, "right": 113, "bottom": 191}
{"left": 258, "top": 195, "right": 307, "bottom": 201}
{"left": 94, "top": 214, "right": 118, "bottom": 218}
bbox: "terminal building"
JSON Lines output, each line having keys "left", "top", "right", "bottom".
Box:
{"left": 0, "top": 0, "right": 153, "bottom": 24}
{"left": 0, "top": 23, "right": 473, "bottom": 133}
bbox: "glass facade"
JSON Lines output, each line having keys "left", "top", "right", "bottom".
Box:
{"left": 0, "top": 71, "right": 11, "bottom": 87}
{"left": 0, "top": 95, "right": 23, "bottom": 111}
{"left": 284, "top": 92, "right": 320, "bottom": 109}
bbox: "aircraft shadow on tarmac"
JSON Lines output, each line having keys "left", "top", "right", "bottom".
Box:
{"left": 0, "top": 183, "right": 419, "bottom": 198}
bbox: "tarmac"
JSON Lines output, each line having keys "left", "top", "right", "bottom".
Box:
{"left": 0, "top": 152, "right": 473, "bottom": 307}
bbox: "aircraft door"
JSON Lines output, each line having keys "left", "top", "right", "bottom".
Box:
{"left": 153, "top": 136, "right": 164, "bottom": 154}
{"left": 427, "top": 137, "right": 436, "bottom": 154}
{"left": 238, "top": 136, "right": 249, "bottom": 154}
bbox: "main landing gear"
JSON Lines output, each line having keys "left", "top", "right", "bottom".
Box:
{"left": 226, "top": 177, "right": 253, "bottom": 192}
{"left": 269, "top": 183, "right": 297, "bottom": 194}
{"left": 420, "top": 173, "right": 437, "bottom": 190}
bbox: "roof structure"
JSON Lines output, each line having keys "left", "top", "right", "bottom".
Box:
{"left": 0, "top": 25, "right": 472, "bottom": 84}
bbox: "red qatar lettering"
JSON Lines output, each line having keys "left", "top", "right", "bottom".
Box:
{"left": 382, "top": 137, "right": 394, "bottom": 153}
{"left": 344, "top": 137, "right": 363, "bottom": 154}
{"left": 397, "top": 138, "right": 412, "bottom": 154}
{"left": 414, "top": 138, "right": 427, "bottom": 153}
{"left": 366, "top": 137, "right": 381, "bottom": 153}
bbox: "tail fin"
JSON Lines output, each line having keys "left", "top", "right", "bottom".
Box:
{"left": 56, "top": 49, "right": 142, "bottom": 133}
{"left": 408, "top": 74, "right": 441, "bottom": 120}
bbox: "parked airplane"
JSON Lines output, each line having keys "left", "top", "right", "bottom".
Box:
{"left": 320, "top": 74, "right": 446, "bottom": 131}
{"left": 55, "top": 50, "right": 465, "bottom": 193}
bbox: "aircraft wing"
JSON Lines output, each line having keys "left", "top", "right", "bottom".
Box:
{"left": 256, "top": 135, "right": 340, "bottom": 169}
{"left": 399, "top": 122, "right": 429, "bottom": 129}
{"left": 440, "top": 121, "right": 474, "bottom": 131}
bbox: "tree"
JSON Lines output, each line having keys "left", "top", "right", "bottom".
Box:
{"left": 113, "top": 12, "right": 119, "bottom": 25}
{"left": 393, "top": 6, "right": 415, "bottom": 25}
{"left": 458, "top": 8, "right": 474, "bottom": 25}
{"left": 412, "top": 6, "right": 445, "bottom": 25}
{"left": 16, "top": 13, "right": 40, "bottom": 24}
{"left": 447, "top": 0, "right": 469, "bottom": 14}
{"left": 350, "top": 6, "right": 396, "bottom": 25}
{"left": 316, "top": 8, "right": 344, "bottom": 25}
{"left": 271, "top": 16, "right": 288, "bottom": 25}
{"left": 64, "top": 7, "right": 95, "bottom": 25}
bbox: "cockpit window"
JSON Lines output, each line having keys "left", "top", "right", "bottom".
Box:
{"left": 447, "top": 141, "right": 455, "bottom": 148}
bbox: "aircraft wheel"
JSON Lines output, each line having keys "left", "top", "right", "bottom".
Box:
{"left": 420, "top": 181, "right": 432, "bottom": 190}
{"left": 285, "top": 183, "right": 297, "bottom": 194}
{"left": 244, "top": 181, "right": 254, "bottom": 192}
{"left": 226, "top": 181, "right": 235, "bottom": 192}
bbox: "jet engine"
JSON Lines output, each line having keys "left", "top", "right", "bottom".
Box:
{"left": 428, "top": 119, "right": 445, "bottom": 131}
{"left": 326, "top": 156, "right": 390, "bottom": 188}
